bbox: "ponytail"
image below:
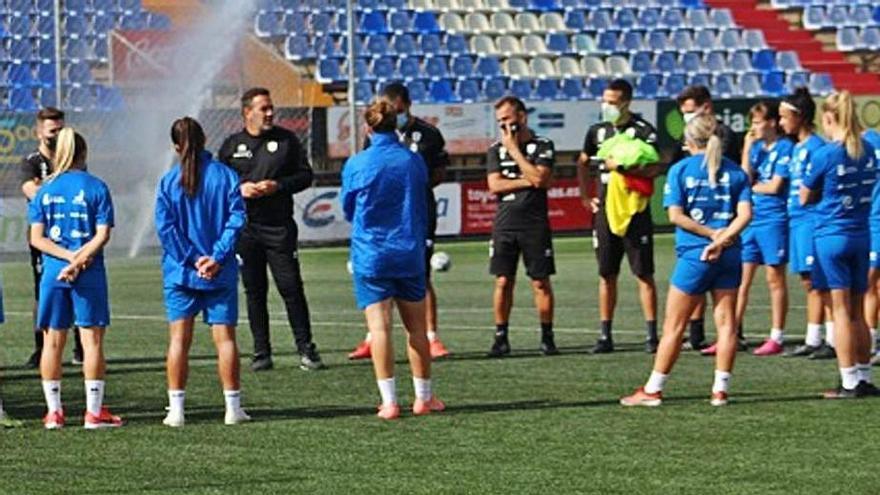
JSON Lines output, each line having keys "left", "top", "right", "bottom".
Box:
{"left": 170, "top": 117, "right": 207, "bottom": 197}
{"left": 684, "top": 113, "right": 722, "bottom": 186}
{"left": 48, "top": 127, "right": 86, "bottom": 182}
{"left": 705, "top": 134, "right": 722, "bottom": 187}
{"left": 822, "top": 91, "right": 864, "bottom": 160}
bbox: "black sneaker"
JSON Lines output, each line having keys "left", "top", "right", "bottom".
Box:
{"left": 736, "top": 338, "right": 749, "bottom": 352}
{"left": 250, "top": 355, "right": 274, "bottom": 372}
{"left": 299, "top": 349, "right": 325, "bottom": 371}
{"left": 823, "top": 384, "right": 858, "bottom": 399}
{"left": 855, "top": 381, "right": 880, "bottom": 397}
{"left": 540, "top": 333, "right": 559, "bottom": 356}
{"left": 72, "top": 350, "right": 84, "bottom": 366}
{"left": 645, "top": 338, "right": 659, "bottom": 354}
{"left": 591, "top": 338, "right": 614, "bottom": 354}
{"left": 487, "top": 335, "right": 510, "bottom": 358}
{"left": 785, "top": 344, "right": 819, "bottom": 358}
{"left": 809, "top": 344, "right": 836, "bottom": 360}
{"left": 25, "top": 351, "right": 40, "bottom": 369}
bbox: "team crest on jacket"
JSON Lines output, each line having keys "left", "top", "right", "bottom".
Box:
{"left": 267, "top": 141, "right": 278, "bottom": 153}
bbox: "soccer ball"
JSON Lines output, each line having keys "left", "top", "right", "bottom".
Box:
{"left": 346, "top": 260, "right": 354, "bottom": 275}
{"left": 430, "top": 251, "right": 451, "bottom": 272}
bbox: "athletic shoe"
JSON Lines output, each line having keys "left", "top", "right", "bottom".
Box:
{"left": 753, "top": 339, "right": 784, "bottom": 356}
{"left": 25, "top": 351, "right": 40, "bottom": 369}
{"left": 162, "top": 410, "right": 185, "bottom": 428}
{"left": 737, "top": 338, "right": 749, "bottom": 352}
{"left": 682, "top": 340, "right": 708, "bottom": 351}
{"left": 224, "top": 408, "right": 251, "bottom": 425}
{"left": 84, "top": 406, "right": 123, "bottom": 429}
{"left": 645, "top": 338, "right": 659, "bottom": 354}
{"left": 590, "top": 338, "right": 614, "bottom": 354}
{"left": 809, "top": 345, "right": 836, "bottom": 360}
{"left": 0, "top": 411, "right": 23, "bottom": 428}
{"left": 412, "top": 396, "right": 446, "bottom": 416}
{"left": 710, "top": 391, "right": 728, "bottom": 407}
{"left": 250, "top": 355, "right": 273, "bottom": 372}
{"left": 71, "top": 351, "right": 84, "bottom": 366}
{"left": 872, "top": 353, "right": 880, "bottom": 367}
{"left": 487, "top": 335, "right": 510, "bottom": 358}
{"left": 430, "top": 339, "right": 450, "bottom": 359}
{"left": 620, "top": 387, "right": 662, "bottom": 407}
{"left": 299, "top": 349, "right": 325, "bottom": 371}
{"left": 700, "top": 343, "right": 717, "bottom": 356}
{"left": 540, "top": 333, "right": 559, "bottom": 356}
{"left": 376, "top": 403, "right": 400, "bottom": 420}
{"left": 785, "top": 344, "right": 819, "bottom": 358}
{"left": 43, "top": 409, "right": 64, "bottom": 430}
{"left": 823, "top": 385, "right": 858, "bottom": 399}
{"left": 348, "top": 340, "right": 372, "bottom": 360}
{"left": 855, "top": 381, "right": 880, "bottom": 397}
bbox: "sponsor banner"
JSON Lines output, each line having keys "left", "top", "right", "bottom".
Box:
{"left": 294, "top": 186, "right": 351, "bottom": 242}
{"left": 460, "top": 178, "right": 591, "bottom": 235}
{"left": 434, "top": 182, "right": 461, "bottom": 236}
{"left": 327, "top": 101, "right": 658, "bottom": 158}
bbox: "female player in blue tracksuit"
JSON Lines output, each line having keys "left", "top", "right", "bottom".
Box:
{"left": 341, "top": 99, "right": 444, "bottom": 420}
{"left": 621, "top": 114, "right": 752, "bottom": 407}
{"left": 801, "top": 91, "right": 877, "bottom": 398}
{"left": 737, "top": 101, "right": 794, "bottom": 357}
{"left": 155, "top": 117, "right": 248, "bottom": 427}
{"left": 28, "top": 128, "right": 121, "bottom": 429}
{"left": 780, "top": 88, "right": 833, "bottom": 358}
{"left": 862, "top": 126, "right": 880, "bottom": 360}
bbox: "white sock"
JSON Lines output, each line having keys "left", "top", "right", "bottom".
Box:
{"left": 826, "top": 321, "right": 835, "bottom": 348}
{"left": 0, "top": 398, "right": 4, "bottom": 416}
{"left": 712, "top": 370, "right": 732, "bottom": 394}
{"left": 427, "top": 331, "right": 437, "bottom": 343}
{"left": 871, "top": 328, "right": 878, "bottom": 354}
{"left": 42, "top": 380, "right": 62, "bottom": 413}
{"left": 805, "top": 323, "right": 823, "bottom": 347}
{"left": 223, "top": 390, "right": 241, "bottom": 412}
{"left": 84, "top": 380, "right": 105, "bottom": 416}
{"left": 770, "top": 328, "right": 784, "bottom": 345}
{"left": 413, "top": 377, "right": 432, "bottom": 401}
{"left": 168, "top": 390, "right": 185, "bottom": 415}
{"left": 377, "top": 377, "right": 397, "bottom": 406}
{"left": 857, "top": 363, "right": 873, "bottom": 384}
{"left": 840, "top": 366, "right": 859, "bottom": 390}
{"left": 364, "top": 332, "right": 372, "bottom": 343}
{"left": 644, "top": 370, "right": 668, "bottom": 394}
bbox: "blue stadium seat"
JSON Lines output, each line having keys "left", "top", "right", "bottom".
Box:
{"left": 564, "top": 10, "right": 586, "bottom": 31}
{"left": 353, "top": 58, "right": 371, "bottom": 81}
{"left": 670, "top": 30, "right": 693, "bottom": 52}
{"left": 66, "top": 86, "right": 95, "bottom": 111}
{"left": 8, "top": 15, "right": 32, "bottom": 38}
{"left": 451, "top": 55, "right": 474, "bottom": 80}
{"left": 663, "top": 74, "right": 686, "bottom": 98}
{"left": 35, "top": 0, "right": 55, "bottom": 16}
{"left": 121, "top": 11, "right": 149, "bottom": 30}
{"left": 809, "top": 72, "right": 834, "bottom": 95}
{"left": 534, "top": 79, "right": 558, "bottom": 100}
{"left": 285, "top": 35, "right": 314, "bottom": 61}
{"left": 365, "top": 35, "right": 390, "bottom": 57}
{"left": 10, "top": 87, "right": 38, "bottom": 112}
{"left": 714, "top": 73, "right": 736, "bottom": 98}
{"left": 638, "top": 8, "right": 660, "bottom": 29}
{"left": 689, "top": 73, "right": 711, "bottom": 88}
{"left": 92, "top": 37, "right": 109, "bottom": 62}
{"left": 316, "top": 36, "right": 342, "bottom": 58}
{"left": 718, "top": 30, "right": 742, "bottom": 52}
{"left": 630, "top": 51, "right": 653, "bottom": 73}
{"left": 385, "top": 0, "right": 407, "bottom": 11}
{"left": 863, "top": 27, "right": 880, "bottom": 51}
{"left": 119, "top": 0, "right": 143, "bottom": 14}
{"left": 64, "top": 38, "right": 91, "bottom": 63}
{"left": 95, "top": 85, "right": 125, "bottom": 111}
{"left": 37, "top": 87, "right": 57, "bottom": 108}
{"left": 762, "top": 71, "right": 786, "bottom": 96}
{"left": 802, "top": 6, "right": 825, "bottom": 30}
{"left": 616, "top": 8, "right": 637, "bottom": 30}
{"left": 429, "top": 79, "right": 459, "bottom": 103}
{"left": 257, "top": 0, "right": 282, "bottom": 12}
{"left": 635, "top": 74, "right": 660, "bottom": 99}
{"left": 681, "top": 51, "right": 702, "bottom": 74}
{"left": 35, "top": 14, "right": 55, "bottom": 39}
{"left": 372, "top": 57, "right": 396, "bottom": 80}
{"left": 457, "top": 79, "right": 480, "bottom": 102}
{"left": 739, "top": 73, "right": 761, "bottom": 97}
{"left": 621, "top": 31, "right": 643, "bottom": 52}
{"left": 389, "top": 10, "right": 412, "bottom": 33}
{"left": 730, "top": 50, "right": 753, "bottom": 73}
{"left": 66, "top": 62, "right": 92, "bottom": 85}
{"left": 93, "top": 12, "right": 116, "bottom": 36}
{"left": 254, "top": 13, "right": 282, "bottom": 38}
{"left": 546, "top": 33, "right": 569, "bottom": 54}
{"left": 412, "top": 12, "right": 440, "bottom": 33}
{"left": 354, "top": 81, "right": 373, "bottom": 104}
{"left": 776, "top": 51, "right": 801, "bottom": 73}
{"left": 67, "top": 0, "right": 90, "bottom": 14}
{"left": 446, "top": 34, "right": 468, "bottom": 55}
{"left": 398, "top": 57, "right": 421, "bottom": 80}
{"left": 311, "top": 13, "right": 333, "bottom": 36}
{"left": 359, "top": 0, "right": 380, "bottom": 11}
{"left": 836, "top": 27, "right": 859, "bottom": 52}
{"left": 339, "top": 35, "right": 365, "bottom": 57}
{"left": 425, "top": 56, "right": 449, "bottom": 80}
{"left": 751, "top": 49, "right": 776, "bottom": 72}
{"left": 530, "top": 0, "right": 559, "bottom": 11}
{"left": 407, "top": 80, "right": 428, "bottom": 103}
{"left": 92, "top": 0, "right": 117, "bottom": 14}
{"left": 316, "top": 58, "right": 342, "bottom": 83}
{"left": 510, "top": 79, "right": 532, "bottom": 100}
{"left": 655, "top": 51, "right": 678, "bottom": 74}
{"left": 9, "top": 39, "right": 34, "bottom": 63}
{"left": 710, "top": 9, "right": 734, "bottom": 29}
{"left": 393, "top": 34, "right": 419, "bottom": 57}
{"left": 8, "top": 63, "right": 33, "bottom": 88}
{"left": 660, "top": 8, "right": 685, "bottom": 29}
{"left": 596, "top": 31, "right": 619, "bottom": 54}
{"left": 476, "top": 57, "right": 502, "bottom": 78}
{"left": 484, "top": 77, "right": 507, "bottom": 100}
{"left": 561, "top": 78, "right": 584, "bottom": 99}
{"left": 509, "top": 0, "right": 529, "bottom": 9}
{"left": 420, "top": 33, "right": 443, "bottom": 56}
{"left": 786, "top": 71, "right": 809, "bottom": 92}
{"left": 65, "top": 15, "right": 90, "bottom": 39}
{"left": 694, "top": 29, "right": 716, "bottom": 49}
{"left": 646, "top": 31, "right": 667, "bottom": 52}
{"left": 590, "top": 9, "right": 612, "bottom": 31}
{"left": 587, "top": 78, "right": 608, "bottom": 98}
{"left": 283, "top": 12, "right": 308, "bottom": 34}
{"left": 828, "top": 6, "right": 850, "bottom": 27}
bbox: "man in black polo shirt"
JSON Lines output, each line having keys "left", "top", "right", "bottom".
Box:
{"left": 219, "top": 87, "right": 323, "bottom": 372}
{"left": 20, "top": 107, "right": 84, "bottom": 368}
{"left": 486, "top": 96, "right": 558, "bottom": 357}
{"left": 577, "top": 79, "right": 661, "bottom": 354}
{"left": 347, "top": 82, "right": 452, "bottom": 360}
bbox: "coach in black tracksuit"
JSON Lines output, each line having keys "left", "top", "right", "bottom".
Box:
{"left": 219, "top": 87, "right": 323, "bottom": 372}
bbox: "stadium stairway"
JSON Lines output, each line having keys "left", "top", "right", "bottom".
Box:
{"left": 705, "top": 0, "right": 880, "bottom": 94}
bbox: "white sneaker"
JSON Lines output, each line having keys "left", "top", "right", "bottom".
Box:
{"left": 224, "top": 408, "right": 251, "bottom": 425}
{"left": 162, "top": 410, "right": 185, "bottom": 428}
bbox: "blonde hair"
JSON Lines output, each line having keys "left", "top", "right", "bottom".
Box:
{"left": 48, "top": 127, "right": 87, "bottom": 181}
{"left": 684, "top": 114, "right": 723, "bottom": 186}
{"left": 822, "top": 91, "right": 864, "bottom": 160}
{"left": 364, "top": 98, "right": 397, "bottom": 133}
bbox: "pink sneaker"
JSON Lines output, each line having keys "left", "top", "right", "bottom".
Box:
{"left": 700, "top": 343, "right": 717, "bottom": 356}
{"left": 376, "top": 403, "right": 400, "bottom": 420}
{"left": 84, "top": 406, "right": 123, "bottom": 429}
{"left": 348, "top": 340, "right": 372, "bottom": 360}
{"left": 619, "top": 387, "right": 662, "bottom": 407}
{"left": 710, "top": 391, "right": 729, "bottom": 406}
{"left": 753, "top": 339, "right": 784, "bottom": 356}
{"left": 42, "top": 409, "right": 65, "bottom": 430}
{"left": 412, "top": 396, "right": 446, "bottom": 416}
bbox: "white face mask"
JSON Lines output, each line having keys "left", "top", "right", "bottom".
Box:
{"left": 601, "top": 102, "right": 621, "bottom": 124}
{"left": 396, "top": 112, "right": 409, "bottom": 130}
{"left": 683, "top": 111, "right": 698, "bottom": 124}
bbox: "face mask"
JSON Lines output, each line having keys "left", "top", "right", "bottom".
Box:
{"left": 601, "top": 103, "right": 620, "bottom": 124}
{"left": 45, "top": 136, "right": 58, "bottom": 152}
{"left": 396, "top": 112, "right": 409, "bottom": 130}
{"left": 682, "top": 112, "right": 698, "bottom": 124}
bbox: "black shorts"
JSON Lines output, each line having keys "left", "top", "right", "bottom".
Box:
{"left": 425, "top": 235, "right": 435, "bottom": 281}
{"left": 30, "top": 245, "right": 42, "bottom": 301}
{"left": 593, "top": 207, "right": 654, "bottom": 279}
{"left": 490, "top": 228, "right": 555, "bottom": 280}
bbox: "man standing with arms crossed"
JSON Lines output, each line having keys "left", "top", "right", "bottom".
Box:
{"left": 20, "top": 107, "right": 84, "bottom": 368}
{"left": 219, "top": 88, "right": 323, "bottom": 372}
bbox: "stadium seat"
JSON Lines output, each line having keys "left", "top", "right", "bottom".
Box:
{"left": 614, "top": 8, "right": 637, "bottom": 30}
{"left": 689, "top": 73, "right": 711, "bottom": 88}
{"left": 446, "top": 34, "right": 469, "bottom": 55}
{"left": 9, "top": 39, "right": 34, "bottom": 64}
{"left": 529, "top": 0, "right": 559, "bottom": 11}
{"left": 776, "top": 51, "right": 802, "bottom": 73}
{"left": 93, "top": 0, "right": 116, "bottom": 15}
{"left": 93, "top": 12, "right": 116, "bottom": 36}
{"left": 681, "top": 51, "right": 703, "bottom": 74}
{"left": 630, "top": 51, "right": 653, "bottom": 74}
{"left": 311, "top": 13, "right": 333, "bottom": 36}
{"left": 509, "top": 79, "right": 532, "bottom": 99}
{"left": 389, "top": 11, "right": 412, "bottom": 34}
{"left": 407, "top": 80, "right": 429, "bottom": 102}
{"left": 10, "top": 87, "right": 38, "bottom": 112}
{"left": 540, "top": 12, "right": 568, "bottom": 34}
{"left": 255, "top": 13, "right": 283, "bottom": 38}
{"left": 420, "top": 33, "right": 444, "bottom": 55}
{"left": 95, "top": 85, "right": 125, "bottom": 111}
{"left": 471, "top": 34, "right": 498, "bottom": 56}
{"left": 365, "top": 35, "right": 390, "bottom": 58}
{"left": 393, "top": 34, "right": 420, "bottom": 57}
{"left": 534, "top": 79, "right": 558, "bottom": 100}
{"left": 714, "top": 73, "right": 736, "bottom": 98}
{"left": 704, "top": 51, "right": 728, "bottom": 73}
{"left": 316, "top": 58, "right": 342, "bottom": 83}
{"left": 581, "top": 55, "right": 606, "bottom": 76}
{"left": 483, "top": 77, "right": 507, "bottom": 99}
{"left": 635, "top": 74, "right": 660, "bottom": 99}
{"left": 587, "top": 77, "right": 608, "bottom": 98}
{"left": 743, "top": 29, "right": 767, "bottom": 50}
{"left": 425, "top": 56, "right": 449, "bottom": 79}
{"left": 35, "top": 0, "right": 54, "bottom": 15}
{"left": 718, "top": 30, "right": 742, "bottom": 52}
{"left": 515, "top": 13, "right": 541, "bottom": 34}
{"left": 555, "top": 56, "right": 581, "bottom": 77}
{"left": 487, "top": 0, "right": 515, "bottom": 12}
{"left": 476, "top": 56, "right": 502, "bottom": 77}
{"left": 863, "top": 27, "right": 880, "bottom": 50}
{"left": 413, "top": 12, "right": 441, "bottom": 33}
{"left": 354, "top": 81, "right": 373, "bottom": 104}
{"left": 283, "top": 12, "right": 308, "bottom": 34}
{"left": 66, "top": 62, "right": 92, "bottom": 85}
{"left": 663, "top": 74, "right": 686, "bottom": 98}
{"left": 257, "top": 0, "right": 282, "bottom": 12}
{"left": 489, "top": 13, "right": 516, "bottom": 34}
{"left": 530, "top": 57, "right": 556, "bottom": 77}
{"left": 670, "top": 31, "right": 693, "bottom": 52}
{"left": 451, "top": 55, "right": 474, "bottom": 79}
{"left": 285, "top": 36, "right": 312, "bottom": 61}
{"left": 560, "top": 77, "right": 584, "bottom": 99}
{"left": 564, "top": 10, "right": 586, "bottom": 31}
{"left": 752, "top": 49, "right": 776, "bottom": 72}
{"left": 710, "top": 9, "right": 735, "bottom": 29}
{"left": 802, "top": 6, "right": 825, "bottom": 31}
{"left": 660, "top": 8, "right": 685, "bottom": 29}
{"left": 739, "top": 73, "right": 761, "bottom": 97}
{"left": 546, "top": 33, "right": 570, "bottom": 54}
{"left": 36, "top": 38, "right": 55, "bottom": 63}
{"left": 8, "top": 15, "right": 32, "bottom": 38}
{"left": 35, "top": 14, "right": 55, "bottom": 39}
{"left": 7, "top": 63, "right": 33, "bottom": 88}
{"left": 572, "top": 33, "right": 596, "bottom": 53}
{"left": 596, "top": 31, "right": 619, "bottom": 54}
{"left": 372, "top": 57, "right": 396, "bottom": 80}
{"left": 646, "top": 31, "right": 668, "bottom": 53}
{"left": 621, "top": 31, "right": 644, "bottom": 52}
{"left": 430, "top": 79, "right": 460, "bottom": 102}
{"left": 353, "top": 58, "right": 371, "bottom": 81}
{"left": 438, "top": 13, "right": 465, "bottom": 33}
{"left": 457, "top": 78, "right": 481, "bottom": 102}
{"left": 694, "top": 29, "right": 717, "bottom": 50}
{"left": 119, "top": 0, "right": 143, "bottom": 14}
{"left": 65, "top": 86, "right": 95, "bottom": 111}
{"left": 605, "top": 56, "right": 631, "bottom": 77}
{"left": 497, "top": 35, "right": 522, "bottom": 56}
{"left": 786, "top": 71, "right": 809, "bottom": 92}
{"left": 638, "top": 8, "right": 660, "bottom": 29}
{"left": 64, "top": 38, "right": 91, "bottom": 63}
{"left": 92, "top": 38, "right": 109, "bottom": 62}
{"left": 590, "top": 9, "right": 611, "bottom": 31}
{"left": 828, "top": 6, "right": 850, "bottom": 27}
{"left": 120, "top": 12, "right": 149, "bottom": 30}
{"left": 731, "top": 50, "right": 753, "bottom": 73}
{"left": 655, "top": 51, "right": 678, "bottom": 75}
{"left": 836, "top": 27, "right": 859, "bottom": 52}
{"left": 505, "top": 57, "right": 530, "bottom": 78}
{"left": 522, "top": 35, "right": 547, "bottom": 57}
{"left": 687, "top": 9, "right": 709, "bottom": 30}
{"left": 809, "top": 72, "right": 834, "bottom": 95}
{"left": 762, "top": 71, "right": 786, "bottom": 96}
{"left": 398, "top": 57, "right": 422, "bottom": 80}
{"left": 360, "top": 11, "right": 389, "bottom": 34}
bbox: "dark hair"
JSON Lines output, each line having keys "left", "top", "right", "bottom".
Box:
{"left": 37, "top": 107, "right": 64, "bottom": 122}
{"left": 781, "top": 87, "right": 816, "bottom": 130}
{"left": 380, "top": 82, "right": 411, "bottom": 105}
{"left": 171, "top": 117, "right": 206, "bottom": 197}
{"left": 365, "top": 99, "right": 397, "bottom": 133}
{"left": 677, "top": 85, "right": 712, "bottom": 107}
{"left": 606, "top": 79, "right": 633, "bottom": 102}
{"left": 241, "top": 87, "right": 271, "bottom": 110}
{"left": 494, "top": 95, "right": 526, "bottom": 113}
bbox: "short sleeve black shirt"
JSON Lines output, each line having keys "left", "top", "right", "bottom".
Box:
{"left": 486, "top": 131, "right": 555, "bottom": 231}
{"left": 20, "top": 151, "right": 52, "bottom": 188}
{"left": 581, "top": 114, "right": 658, "bottom": 201}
